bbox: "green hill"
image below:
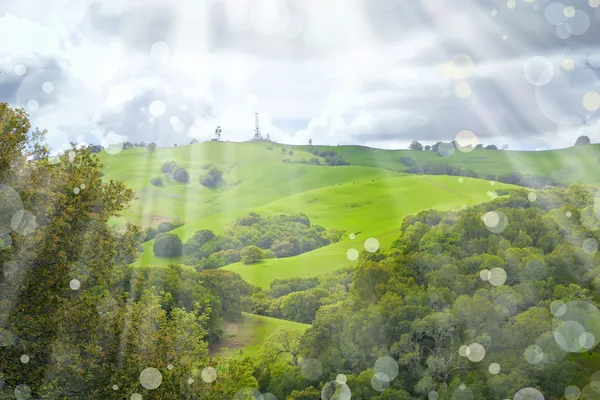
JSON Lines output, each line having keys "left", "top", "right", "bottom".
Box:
{"left": 99, "top": 140, "right": 596, "bottom": 289}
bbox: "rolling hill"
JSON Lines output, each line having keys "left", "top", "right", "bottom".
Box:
{"left": 98, "top": 140, "right": 597, "bottom": 353}
{"left": 99, "top": 140, "right": 600, "bottom": 288}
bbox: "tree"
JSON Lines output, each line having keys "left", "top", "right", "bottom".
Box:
{"left": 153, "top": 232, "right": 183, "bottom": 257}
{"left": 485, "top": 144, "right": 498, "bottom": 150}
{"left": 200, "top": 168, "right": 223, "bottom": 188}
{"left": 409, "top": 141, "right": 423, "bottom": 151}
{"left": 475, "top": 144, "right": 484, "bottom": 149}
{"left": 308, "top": 139, "right": 312, "bottom": 146}
{"left": 148, "top": 142, "right": 157, "bottom": 152}
{"left": 150, "top": 177, "right": 163, "bottom": 187}
{"left": 289, "top": 150, "right": 294, "bottom": 156}
{"left": 190, "top": 138, "right": 199, "bottom": 145}
{"left": 575, "top": 135, "right": 591, "bottom": 146}
{"left": 425, "top": 145, "right": 431, "bottom": 151}
{"left": 173, "top": 167, "right": 190, "bottom": 183}
{"left": 502, "top": 144, "right": 509, "bottom": 150}
{"left": 241, "top": 245, "right": 263, "bottom": 264}
{"left": 161, "top": 161, "right": 178, "bottom": 173}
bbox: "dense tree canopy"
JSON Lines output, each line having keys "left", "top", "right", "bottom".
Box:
{"left": 253, "top": 184, "right": 600, "bottom": 400}
{"left": 182, "top": 213, "right": 343, "bottom": 271}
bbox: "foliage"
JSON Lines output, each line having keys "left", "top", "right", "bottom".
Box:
{"left": 575, "top": 135, "right": 591, "bottom": 146}
{"left": 241, "top": 245, "right": 264, "bottom": 264}
{"left": 172, "top": 166, "right": 190, "bottom": 183}
{"left": 288, "top": 185, "right": 600, "bottom": 400}
{"left": 409, "top": 141, "right": 423, "bottom": 151}
{"left": 183, "top": 213, "right": 337, "bottom": 270}
{"left": 150, "top": 176, "right": 163, "bottom": 187}
{"left": 153, "top": 232, "right": 183, "bottom": 257}
{"left": 200, "top": 167, "right": 224, "bottom": 188}
{"left": 161, "top": 161, "right": 178, "bottom": 173}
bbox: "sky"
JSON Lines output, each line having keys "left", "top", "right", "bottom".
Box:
{"left": 0, "top": 0, "right": 600, "bottom": 152}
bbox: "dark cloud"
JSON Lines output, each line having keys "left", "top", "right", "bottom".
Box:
{"left": 0, "top": 56, "right": 65, "bottom": 111}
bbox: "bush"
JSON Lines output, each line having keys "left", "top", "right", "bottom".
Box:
{"left": 399, "top": 156, "right": 416, "bottom": 167}
{"left": 157, "top": 221, "right": 175, "bottom": 233}
{"left": 309, "top": 157, "right": 320, "bottom": 165}
{"left": 153, "top": 233, "right": 183, "bottom": 257}
{"left": 200, "top": 168, "right": 223, "bottom": 188}
{"left": 173, "top": 167, "right": 190, "bottom": 183}
{"left": 241, "top": 245, "right": 263, "bottom": 264}
{"left": 150, "top": 177, "right": 163, "bottom": 187}
{"left": 288, "top": 150, "right": 294, "bottom": 156}
{"left": 162, "top": 161, "right": 178, "bottom": 173}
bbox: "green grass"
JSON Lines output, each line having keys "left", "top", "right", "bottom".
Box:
{"left": 98, "top": 142, "right": 519, "bottom": 287}
{"left": 223, "top": 175, "right": 515, "bottom": 288}
{"left": 209, "top": 313, "right": 309, "bottom": 357}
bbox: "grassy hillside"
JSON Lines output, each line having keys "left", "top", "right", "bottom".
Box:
{"left": 326, "top": 143, "right": 600, "bottom": 184}
{"left": 223, "top": 175, "right": 515, "bottom": 288}
{"left": 97, "top": 142, "right": 524, "bottom": 288}
{"left": 209, "top": 313, "right": 309, "bottom": 357}
{"left": 98, "top": 141, "right": 402, "bottom": 227}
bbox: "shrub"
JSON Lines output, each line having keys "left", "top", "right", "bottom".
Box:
{"left": 309, "top": 157, "right": 320, "bottom": 165}
{"left": 241, "top": 245, "right": 263, "bottom": 264}
{"left": 399, "top": 156, "right": 416, "bottom": 167}
{"left": 162, "top": 161, "right": 178, "bottom": 173}
{"left": 288, "top": 150, "right": 294, "bottom": 156}
{"left": 200, "top": 168, "right": 223, "bottom": 188}
{"left": 173, "top": 167, "right": 190, "bottom": 183}
{"left": 157, "top": 221, "right": 175, "bottom": 233}
{"left": 150, "top": 177, "right": 163, "bottom": 187}
{"left": 153, "top": 233, "right": 183, "bottom": 257}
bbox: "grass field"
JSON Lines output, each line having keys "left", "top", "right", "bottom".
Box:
{"left": 209, "top": 313, "right": 309, "bottom": 358}
{"left": 100, "top": 142, "right": 521, "bottom": 288}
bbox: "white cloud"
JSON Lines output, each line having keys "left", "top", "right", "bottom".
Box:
{"left": 1, "top": 0, "right": 599, "bottom": 150}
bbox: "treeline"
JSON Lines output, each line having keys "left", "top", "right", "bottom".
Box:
{"left": 399, "top": 157, "right": 563, "bottom": 189}
{"left": 283, "top": 146, "right": 350, "bottom": 166}
{"left": 250, "top": 184, "right": 600, "bottom": 399}
{"left": 152, "top": 213, "right": 344, "bottom": 272}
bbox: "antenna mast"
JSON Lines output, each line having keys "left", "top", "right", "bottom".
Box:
{"left": 254, "top": 113, "right": 262, "bottom": 140}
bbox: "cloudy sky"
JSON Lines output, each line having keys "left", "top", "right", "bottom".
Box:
{"left": 1, "top": 0, "right": 600, "bottom": 151}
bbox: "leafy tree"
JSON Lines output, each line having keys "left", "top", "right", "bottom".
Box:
{"left": 200, "top": 168, "right": 224, "bottom": 188}
{"left": 485, "top": 144, "right": 498, "bottom": 150}
{"left": 150, "top": 177, "right": 163, "bottom": 187}
{"left": 173, "top": 166, "right": 190, "bottom": 183}
{"left": 161, "top": 160, "right": 178, "bottom": 173}
{"left": 575, "top": 135, "right": 591, "bottom": 146}
{"left": 241, "top": 245, "right": 263, "bottom": 264}
{"left": 148, "top": 142, "right": 157, "bottom": 152}
{"left": 425, "top": 145, "right": 432, "bottom": 151}
{"left": 153, "top": 232, "right": 183, "bottom": 257}
{"left": 409, "top": 141, "right": 423, "bottom": 151}
{"left": 289, "top": 150, "right": 294, "bottom": 156}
